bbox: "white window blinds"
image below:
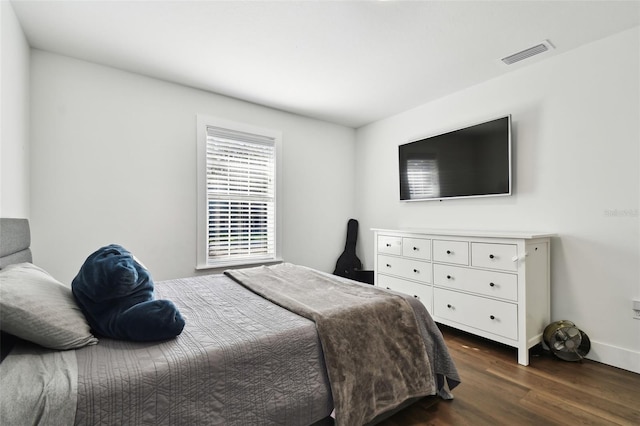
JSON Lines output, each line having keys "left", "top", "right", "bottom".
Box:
{"left": 205, "top": 125, "right": 276, "bottom": 264}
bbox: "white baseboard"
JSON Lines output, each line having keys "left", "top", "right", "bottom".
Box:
{"left": 586, "top": 339, "right": 640, "bottom": 375}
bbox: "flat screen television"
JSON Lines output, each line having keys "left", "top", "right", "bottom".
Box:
{"left": 399, "top": 115, "right": 512, "bottom": 201}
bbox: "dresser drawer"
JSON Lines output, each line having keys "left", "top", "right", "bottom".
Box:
{"left": 377, "top": 235, "right": 402, "bottom": 255}
{"left": 434, "top": 288, "right": 518, "bottom": 340}
{"left": 433, "top": 240, "right": 469, "bottom": 265}
{"left": 402, "top": 237, "right": 431, "bottom": 260}
{"left": 378, "top": 274, "right": 432, "bottom": 313}
{"left": 377, "top": 254, "right": 432, "bottom": 284}
{"left": 471, "top": 243, "right": 518, "bottom": 271}
{"left": 433, "top": 264, "right": 518, "bottom": 301}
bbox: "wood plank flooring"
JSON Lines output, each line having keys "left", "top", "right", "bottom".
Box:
{"left": 378, "top": 325, "right": 640, "bottom": 426}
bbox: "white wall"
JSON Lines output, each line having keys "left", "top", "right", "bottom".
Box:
{"left": 30, "top": 50, "right": 355, "bottom": 283}
{"left": 0, "top": 1, "right": 30, "bottom": 218}
{"left": 355, "top": 27, "right": 640, "bottom": 373}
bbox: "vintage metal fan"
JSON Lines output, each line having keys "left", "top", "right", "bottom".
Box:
{"left": 543, "top": 320, "right": 591, "bottom": 361}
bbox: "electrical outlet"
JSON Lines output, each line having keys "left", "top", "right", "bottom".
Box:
{"left": 633, "top": 299, "right": 640, "bottom": 320}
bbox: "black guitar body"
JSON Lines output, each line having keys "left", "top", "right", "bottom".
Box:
{"left": 333, "top": 218, "right": 362, "bottom": 279}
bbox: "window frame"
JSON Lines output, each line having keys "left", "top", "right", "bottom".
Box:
{"left": 196, "top": 115, "right": 282, "bottom": 270}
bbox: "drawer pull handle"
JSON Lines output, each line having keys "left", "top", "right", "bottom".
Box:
{"left": 386, "top": 243, "right": 391, "bottom": 247}
{"left": 386, "top": 287, "right": 391, "bottom": 290}
{"left": 489, "top": 282, "right": 495, "bottom": 287}
{"left": 447, "top": 304, "right": 452, "bottom": 309}
{"left": 489, "top": 254, "right": 495, "bottom": 259}
{"left": 446, "top": 250, "right": 452, "bottom": 255}
{"left": 413, "top": 295, "right": 419, "bottom": 299}
{"left": 490, "top": 315, "right": 495, "bottom": 320}
{"left": 413, "top": 269, "right": 419, "bottom": 273}
{"left": 413, "top": 247, "right": 419, "bottom": 251}
{"left": 446, "top": 275, "right": 452, "bottom": 280}
{"left": 386, "top": 264, "right": 391, "bottom": 268}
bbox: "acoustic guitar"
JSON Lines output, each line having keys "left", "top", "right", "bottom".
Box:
{"left": 333, "top": 218, "right": 362, "bottom": 279}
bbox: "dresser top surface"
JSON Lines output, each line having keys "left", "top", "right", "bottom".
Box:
{"left": 372, "top": 228, "right": 555, "bottom": 240}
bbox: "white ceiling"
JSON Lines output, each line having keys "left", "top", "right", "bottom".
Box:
{"left": 10, "top": 0, "right": 640, "bottom": 128}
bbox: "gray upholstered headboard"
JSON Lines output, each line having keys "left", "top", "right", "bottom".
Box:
{"left": 0, "top": 218, "right": 32, "bottom": 269}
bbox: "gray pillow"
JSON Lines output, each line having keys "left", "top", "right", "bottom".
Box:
{"left": 0, "top": 263, "right": 98, "bottom": 350}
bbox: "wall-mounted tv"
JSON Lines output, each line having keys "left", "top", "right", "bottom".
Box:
{"left": 399, "top": 115, "right": 512, "bottom": 201}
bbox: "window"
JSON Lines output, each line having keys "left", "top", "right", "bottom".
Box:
{"left": 197, "top": 115, "right": 281, "bottom": 268}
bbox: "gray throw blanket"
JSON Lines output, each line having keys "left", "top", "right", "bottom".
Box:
{"left": 226, "top": 263, "right": 437, "bottom": 426}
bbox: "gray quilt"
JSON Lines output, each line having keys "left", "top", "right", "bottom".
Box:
{"left": 1, "top": 268, "right": 458, "bottom": 425}
{"left": 74, "top": 274, "right": 333, "bottom": 425}
{"left": 226, "top": 263, "right": 460, "bottom": 426}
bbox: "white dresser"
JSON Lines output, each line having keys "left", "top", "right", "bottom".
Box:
{"left": 373, "top": 228, "right": 553, "bottom": 366}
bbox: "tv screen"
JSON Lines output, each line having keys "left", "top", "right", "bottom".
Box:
{"left": 399, "top": 115, "right": 511, "bottom": 201}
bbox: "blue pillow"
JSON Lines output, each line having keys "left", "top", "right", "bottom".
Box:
{"left": 72, "top": 244, "right": 185, "bottom": 341}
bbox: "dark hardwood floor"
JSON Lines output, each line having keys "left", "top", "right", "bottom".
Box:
{"left": 378, "top": 325, "right": 640, "bottom": 426}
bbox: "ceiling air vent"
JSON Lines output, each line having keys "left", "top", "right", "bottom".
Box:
{"left": 501, "top": 40, "right": 554, "bottom": 65}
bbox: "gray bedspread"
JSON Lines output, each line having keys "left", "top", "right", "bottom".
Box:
{"left": 1, "top": 267, "right": 459, "bottom": 426}
{"left": 226, "top": 263, "right": 460, "bottom": 426}
{"left": 74, "top": 274, "right": 333, "bottom": 425}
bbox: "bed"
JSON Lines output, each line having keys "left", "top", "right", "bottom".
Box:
{"left": 0, "top": 218, "right": 459, "bottom": 425}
